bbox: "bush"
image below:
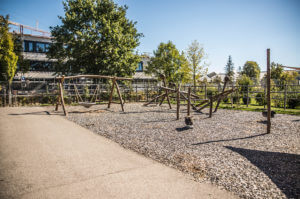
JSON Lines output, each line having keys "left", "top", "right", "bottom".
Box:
{"left": 243, "top": 97, "right": 251, "bottom": 105}
{"left": 223, "top": 97, "right": 229, "bottom": 103}
{"left": 287, "top": 94, "right": 300, "bottom": 109}
{"left": 255, "top": 93, "right": 266, "bottom": 106}
{"left": 232, "top": 95, "right": 240, "bottom": 104}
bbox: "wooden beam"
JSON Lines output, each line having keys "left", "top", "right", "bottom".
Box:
{"left": 209, "top": 96, "right": 213, "bottom": 118}
{"left": 214, "top": 78, "right": 229, "bottom": 112}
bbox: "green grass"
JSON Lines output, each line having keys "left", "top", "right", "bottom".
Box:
{"left": 218, "top": 103, "right": 300, "bottom": 115}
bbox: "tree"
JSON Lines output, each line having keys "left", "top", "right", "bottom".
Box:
{"left": 241, "top": 61, "right": 261, "bottom": 83}
{"left": 186, "top": 40, "right": 207, "bottom": 89}
{"left": 224, "top": 55, "right": 234, "bottom": 80}
{"left": 146, "top": 41, "right": 188, "bottom": 84}
{"left": 0, "top": 15, "right": 18, "bottom": 105}
{"left": 47, "top": 0, "right": 143, "bottom": 77}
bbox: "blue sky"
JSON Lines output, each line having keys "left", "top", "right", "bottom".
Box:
{"left": 1, "top": 0, "right": 299, "bottom": 73}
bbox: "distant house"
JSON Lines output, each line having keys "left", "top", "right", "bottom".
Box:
{"left": 133, "top": 55, "right": 157, "bottom": 86}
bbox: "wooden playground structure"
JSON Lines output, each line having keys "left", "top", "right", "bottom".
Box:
{"left": 55, "top": 75, "right": 132, "bottom": 116}
{"left": 55, "top": 49, "right": 273, "bottom": 134}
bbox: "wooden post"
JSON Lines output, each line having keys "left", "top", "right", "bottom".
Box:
{"left": 264, "top": 84, "right": 266, "bottom": 109}
{"left": 114, "top": 80, "right": 124, "bottom": 112}
{"left": 231, "top": 84, "right": 233, "bottom": 108}
{"left": 176, "top": 84, "right": 181, "bottom": 120}
{"left": 209, "top": 96, "right": 213, "bottom": 118}
{"left": 187, "top": 87, "right": 191, "bottom": 116}
{"left": 108, "top": 78, "right": 116, "bottom": 108}
{"left": 284, "top": 84, "right": 287, "bottom": 110}
{"left": 59, "top": 77, "right": 67, "bottom": 116}
{"left": 267, "top": 49, "right": 271, "bottom": 134}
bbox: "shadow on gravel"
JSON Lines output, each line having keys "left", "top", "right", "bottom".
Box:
{"left": 225, "top": 146, "right": 300, "bottom": 199}
{"left": 191, "top": 132, "right": 268, "bottom": 145}
{"left": 9, "top": 111, "right": 52, "bottom": 116}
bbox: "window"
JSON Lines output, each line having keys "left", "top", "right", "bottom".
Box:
{"left": 136, "top": 61, "right": 143, "bottom": 72}
{"left": 36, "top": 43, "right": 45, "bottom": 52}
{"left": 28, "top": 42, "right": 34, "bottom": 52}
{"left": 45, "top": 43, "right": 50, "bottom": 52}
{"left": 29, "top": 61, "right": 54, "bottom": 71}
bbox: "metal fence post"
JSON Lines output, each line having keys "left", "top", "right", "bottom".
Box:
{"left": 284, "top": 84, "right": 287, "bottom": 110}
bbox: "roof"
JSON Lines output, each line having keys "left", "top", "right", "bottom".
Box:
{"left": 14, "top": 71, "right": 57, "bottom": 80}
{"left": 133, "top": 72, "right": 156, "bottom": 80}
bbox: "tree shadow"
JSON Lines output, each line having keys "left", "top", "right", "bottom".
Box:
{"left": 176, "top": 126, "right": 192, "bottom": 132}
{"left": 9, "top": 111, "right": 52, "bottom": 116}
{"left": 225, "top": 146, "right": 300, "bottom": 198}
{"left": 191, "top": 132, "right": 269, "bottom": 145}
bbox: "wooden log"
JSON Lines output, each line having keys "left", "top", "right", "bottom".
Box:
{"left": 59, "top": 80, "right": 68, "bottom": 116}
{"left": 144, "top": 93, "right": 166, "bottom": 106}
{"left": 214, "top": 77, "right": 228, "bottom": 112}
{"left": 56, "top": 75, "right": 132, "bottom": 81}
{"left": 267, "top": 49, "right": 271, "bottom": 134}
{"left": 176, "top": 84, "right": 181, "bottom": 120}
{"left": 209, "top": 96, "right": 213, "bottom": 118}
{"left": 114, "top": 81, "right": 124, "bottom": 112}
{"left": 162, "top": 77, "right": 172, "bottom": 109}
{"left": 108, "top": 78, "right": 116, "bottom": 108}
{"left": 187, "top": 87, "right": 191, "bottom": 116}
{"left": 180, "top": 93, "right": 198, "bottom": 110}
{"left": 160, "top": 86, "right": 199, "bottom": 98}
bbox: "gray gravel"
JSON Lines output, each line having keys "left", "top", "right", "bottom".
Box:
{"left": 64, "top": 103, "right": 300, "bottom": 199}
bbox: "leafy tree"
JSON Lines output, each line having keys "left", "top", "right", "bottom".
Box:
{"left": 146, "top": 41, "right": 188, "bottom": 84}
{"left": 12, "top": 33, "right": 30, "bottom": 74}
{"left": 224, "top": 55, "right": 234, "bottom": 80}
{"left": 0, "top": 15, "right": 18, "bottom": 105}
{"left": 241, "top": 61, "right": 261, "bottom": 83}
{"left": 270, "top": 62, "right": 283, "bottom": 80}
{"left": 212, "top": 75, "right": 222, "bottom": 85}
{"left": 237, "top": 74, "right": 253, "bottom": 92}
{"left": 186, "top": 40, "right": 208, "bottom": 88}
{"left": 178, "top": 51, "right": 192, "bottom": 84}
{"left": 47, "top": 0, "right": 143, "bottom": 77}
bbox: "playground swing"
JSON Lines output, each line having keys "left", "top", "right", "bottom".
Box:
{"left": 73, "top": 83, "right": 100, "bottom": 108}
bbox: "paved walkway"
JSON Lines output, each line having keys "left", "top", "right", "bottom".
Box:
{"left": 0, "top": 107, "right": 237, "bottom": 199}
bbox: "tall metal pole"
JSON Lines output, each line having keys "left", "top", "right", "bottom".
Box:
{"left": 267, "top": 49, "right": 271, "bottom": 134}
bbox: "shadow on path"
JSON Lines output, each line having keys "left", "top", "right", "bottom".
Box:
{"left": 225, "top": 146, "right": 300, "bottom": 198}
{"left": 191, "top": 132, "right": 269, "bottom": 145}
{"left": 9, "top": 111, "right": 52, "bottom": 116}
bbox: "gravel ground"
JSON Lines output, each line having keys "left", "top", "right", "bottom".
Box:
{"left": 62, "top": 103, "right": 300, "bottom": 199}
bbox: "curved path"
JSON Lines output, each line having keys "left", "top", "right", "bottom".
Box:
{"left": 0, "top": 107, "right": 237, "bottom": 199}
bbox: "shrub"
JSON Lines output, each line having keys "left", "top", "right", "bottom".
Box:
{"left": 223, "top": 97, "right": 229, "bottom": 103}
{"left": 255, "top": 93, "right": 266, "bottom": 106}
{"left": 232, "top": 95, "right": 240, "bottom": 104}
{"left": 287, "top": 94, "right": 300, "bottom": 109}
{"left": 243, "top": 97, "right": 251, "bottom": 105}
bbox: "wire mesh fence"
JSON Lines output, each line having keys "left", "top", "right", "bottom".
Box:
{"left": 0, "top": 79, "right": 299, "bottom": 110}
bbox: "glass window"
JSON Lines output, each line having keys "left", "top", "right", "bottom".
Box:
{"left": 36, "top": 43, "right": 45, "bottom": 53}
{"left": 28, "top": 42, "right": 33, "bottom": 52}
{"left": 136, "top": 61, "right": 143, "bottom": 71}
{"left": 45, "top": 43, "right": 50, "bottom": 52}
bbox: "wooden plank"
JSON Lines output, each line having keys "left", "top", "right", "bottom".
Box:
{"left": 214, "top": 78, "right": 228, "bottom": 112}
{"left": 144, "top": 93, "right": 166, "bottom": 106}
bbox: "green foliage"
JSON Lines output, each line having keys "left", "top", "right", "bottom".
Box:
{"left": 212, "top": 75, "right": 222, "bottom": 84}
{"left": 237, "top": 74, "right": 253, "bottom": 92}
{"left": 224, "top": 55, "right": 234, "bottom": 80}
{"left": 241, "top": 61, "right": 260, "bottom": 83}
{"left": 146, "top": 41, "right": 188, "bottom": 83}
{"left": 255, "top": 93, "right": 266, "bottom": 106}
{"left": 242, "top": 97, "right": 251, "bottom": 105}
{"left": 287, "top": 94, "right": 300, "bottom": 109}
{"left": 0, "top": 15, "right": 18, "bottom": 82}
{"left": 47, "top": 0, "right": 143, "bottom": 77}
